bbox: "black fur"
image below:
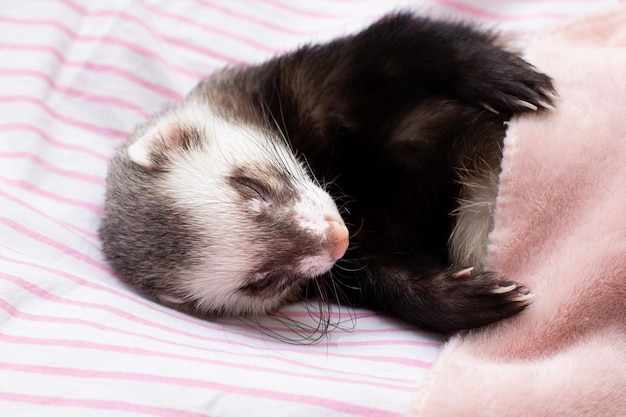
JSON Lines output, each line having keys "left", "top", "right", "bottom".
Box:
{"left": 102, "top": 13, "right": 554, "bottom": 333}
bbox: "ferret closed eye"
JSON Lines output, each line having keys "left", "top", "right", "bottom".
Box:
{"left": 99, "top": 13, "right": 554, "bottom": 333}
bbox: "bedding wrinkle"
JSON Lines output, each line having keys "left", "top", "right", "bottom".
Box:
{"left": 0, "top": 69, "right": 150, "bottom": 118}
{"left": 0, "top": 192, "right": 98, "bottom": 242}
{"left": 0, "top": 42, "right": 182, "bottom": 100}
{"left": 0, "top": 391, "right": 209, "bottom": 417}
{"left": 143, "top": 2, "right": 279, "bottom": 55}
{"left": 257, "top": 0, "right": 345, "bottom": 19}
{"left": 0, "top": 123, "right": 109, "bottom": 160}
{"left": 0, "top": 95, "right": 128, "bottom": 138}
{"left": 191, "top": 0, "right": 314, "bottom": 36}
{"left": 0, "top": 253, "right": 430, "bottom": 381}
{"left": 0, "top": 333, "right": 415, "bottom": 394}
{"left": 0, "top": 152, "right": 104, "bottom": 185}
{"left": 0, "top": 220, "right": 107, "bottom": 270}
{"left": 0, "top": 177, "right": 103, "bottom": 215}
{"left": 54, "top": 0, "right": 236, "bottom": 76}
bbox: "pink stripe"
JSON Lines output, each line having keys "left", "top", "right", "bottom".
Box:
{"left": 0, "top": 123, "right": 110, "bottom": 161}
{"left": 192, "top": 0, "right": 313, "bottom": 36}
{"left": 0, "top": 221, "right": 108, "bottom": 272}
{"left": 0, "top": 15, "right": 74, "bottom": 36}
{"left": 0, "top": 177, "right": 103, "bottom": 215}
{"left": 0, "top": 251, "right": 214, "bottom": 326}
{"left": 0, "top": 272, "right": 249, "bottom": 344}
{"left": 51, "top": 0, "right": 243, "bottom": 67}
{"left": 0, "top": 43, "right": 182, "bottom": 100}
{"left": 0, "top": 249, "right": 241, "bottom": 334}
{"left": 0, "top": 152, "right": 105, "bottom": 185}
{"left": 0, "top": 297, "right": 212, "bottom": 353}
{"left": 84, "top": 36, "right": 204, "bottom": 78}
{"left": 0, "top": 190, "right": 100, "bottom": 242}
{"left": 0, "top": 342, "right": 402, "bottom": 417}
{"left": 144, "top": 4, "right": 279, "bottom": 54}
{"left": 52, "top": 0, "right": 172, "bottom": 44}
{"left": 259, "top": 0, "right": 343, "bottom": 18}
{"left": 0, "top": 68, "right": 150, "bottom": 118}
{"left": 161, "top": 36, "right": 247, "bottom": 65}
{"left": 0, "top": 16, "right": 203, "bottom": 79}
{"left": 0, "top": 391, "right": 208, "bottom": 417}
{"left": 426, "top": 0, "right": 570, "bottom": 21}
{"left": 0, "top": 95, "right": 127, "bottom": 138}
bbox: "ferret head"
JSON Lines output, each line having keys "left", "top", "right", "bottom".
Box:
{"left": 100, "top": 99, "right": 349, "bottom": 317}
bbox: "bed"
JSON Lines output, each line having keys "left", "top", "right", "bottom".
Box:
{"left": 1, "top": 1, "right": 624, "bottom": 416}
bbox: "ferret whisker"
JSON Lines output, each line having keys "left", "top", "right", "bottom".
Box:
{"left": 311, "top": 275, "right": 357, "bottom": 333}
{"left": 298, "top": 152, "right": 323, "bottom": 189}
{"left": 321, "top": 273, "right": 358, "bottom": 330}
{"left": 333, "top": 261, "right": 367, "bottom": 273}
{"left": 237, "top": 314, "right": 327, "bottom": 345}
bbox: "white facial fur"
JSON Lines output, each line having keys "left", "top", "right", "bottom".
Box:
{"left": 127, "top": 99, "right": 348, "bottom": 316}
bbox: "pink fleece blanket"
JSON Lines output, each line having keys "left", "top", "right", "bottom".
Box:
{"left": 411, "top": 7, "right": 626, "bottom": 417}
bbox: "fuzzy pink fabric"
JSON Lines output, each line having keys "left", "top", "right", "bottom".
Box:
{"left": 411, "top": 7, "right": 626, "bottom": 417}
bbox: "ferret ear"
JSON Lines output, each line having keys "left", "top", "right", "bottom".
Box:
{"left": 127, "top": 121, "right": 185, "bottom": 169}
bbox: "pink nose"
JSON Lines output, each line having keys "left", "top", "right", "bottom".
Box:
{"left": 325, "top": 215, "right": 349, "bottom": 261}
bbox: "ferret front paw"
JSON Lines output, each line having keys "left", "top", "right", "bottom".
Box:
{"left": 389, "top": 266, "right": 535, "bottom": 333}
{"left": 464, "top": 53, "right": 557, "bottom": 115}
{"left": 438, "top": 267, "right": 535, "bottom": 331}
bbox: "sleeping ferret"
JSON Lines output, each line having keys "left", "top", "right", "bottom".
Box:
{"left": 99, "top": 13, "right": 555, "bottom": 333}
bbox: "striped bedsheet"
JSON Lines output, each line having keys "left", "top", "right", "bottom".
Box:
{"left": 1, "top": 1, "right": 621, "bottom": 416}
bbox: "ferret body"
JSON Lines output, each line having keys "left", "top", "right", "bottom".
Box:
{"left": 100, "top": 14, "right": 554, "bottom": 333}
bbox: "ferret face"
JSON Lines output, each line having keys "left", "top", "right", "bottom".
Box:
{"left": 104, "top": 100, "right": 349, "bottom": 317}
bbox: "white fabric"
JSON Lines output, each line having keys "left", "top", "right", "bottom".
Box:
{"left": 0, "top": 1, "right": 621, "bottom": 416}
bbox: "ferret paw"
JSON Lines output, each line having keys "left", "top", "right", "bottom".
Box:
{"left": 392, "top": 266, "right": 535, "bottom": 333}
{"left": 464, "top": 53, "right": 557, "bottom": 115}
{"left": 439, "top": 267, "right": 535, "bottom": 331}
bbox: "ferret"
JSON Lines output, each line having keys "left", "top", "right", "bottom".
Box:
{"left": 99, "top": 13, "right": 555, "bottom": 333}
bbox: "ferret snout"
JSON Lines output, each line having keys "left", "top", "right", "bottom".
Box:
{"left": 325, "top": 214, "right": 349, "bottom": 261}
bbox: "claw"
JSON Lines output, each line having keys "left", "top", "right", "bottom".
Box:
{"left": 516, "top": 100, "right": 539, "bottom": 111}
{"left": 513, "top": 292, "right": 537, "bottom": 304}
{"left": 537, "top": 100, "right": 556, "bottom": 112}
{"left": 453, "top": 267, "right": 474, "bottom": 279}
{"left": 492, "top": 284, "right": 517, "bottom": 294}
{"left": 481, "top": 103, "right": 500, "bottom": 114}
{"left": 541, "top": 88, "right": 558, "bottom": 103}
